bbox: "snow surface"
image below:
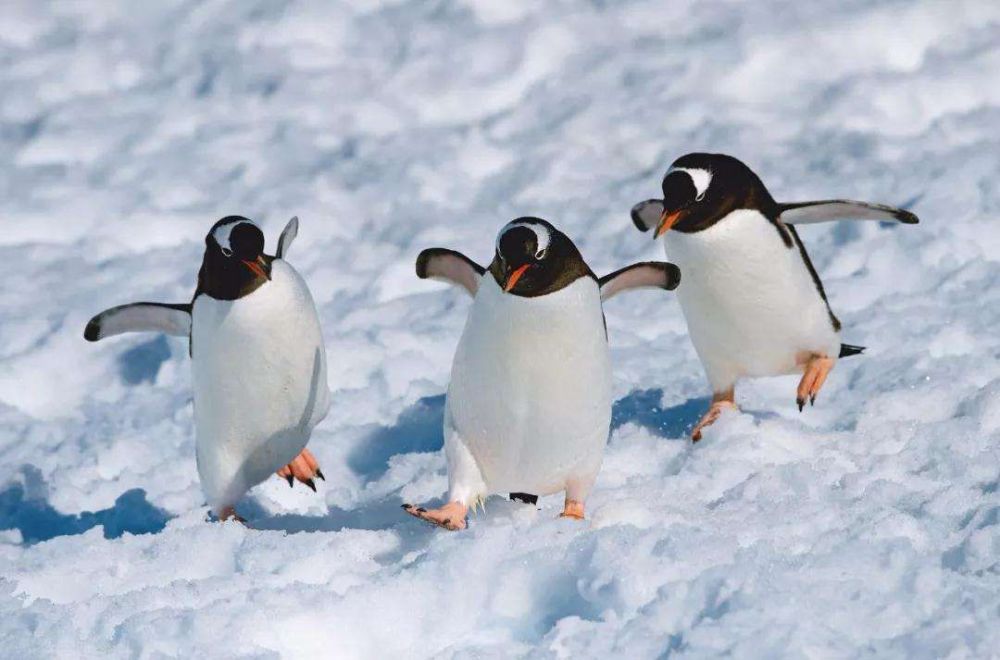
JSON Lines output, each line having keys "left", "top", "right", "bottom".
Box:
{"left": 2, "top": 0, "right": 999, "bottom": 657}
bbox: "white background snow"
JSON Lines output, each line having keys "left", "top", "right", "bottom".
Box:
{"left": 1, "top": 0, "right": 999, "bottom": 657}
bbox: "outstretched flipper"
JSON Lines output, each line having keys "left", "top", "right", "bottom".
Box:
{"left": 276, "top": 216, "right": 298, "bottom": 258}
{"left": 84, "top": 302, "right": 192, "bottom": 341}
{"left": 415, "top": 248, "right": 485, "bottom": 298}
{"left": 599, "top": 262, "right": 681, "bottom": 301}
{"left": 777, "top": 200, "right": 919, "bottom": 225}
{"left": 630, "top": 199, "right": 665, "bottom": 233}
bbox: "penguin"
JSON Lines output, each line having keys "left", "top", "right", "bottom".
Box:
{"left": 84, "top": 215, "right": 329, "bottom": 521}
{"left": 403, "top": 217, "right": 681, "bottom": 529}
{"left": 630, "top": 153, "right": 919, "bottom": 440}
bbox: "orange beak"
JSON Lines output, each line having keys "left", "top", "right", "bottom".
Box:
{"left": 504, "top": 264, "right": 531, "bottom": 292}
{"left": 655, "top": 209, "right": 685, "bottom": 238}
{"left": 242, "top": 256, "right": 270, "bottom": 280}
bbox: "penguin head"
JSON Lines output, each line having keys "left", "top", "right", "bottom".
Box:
{"left": 199, "top": 216, "right": 272, "bottom": 299}
{"left": 631, "top": 153, "right": 775, "bottom": 236}
{"left": 490, "top": 217, "right": 591, "bottom": 297}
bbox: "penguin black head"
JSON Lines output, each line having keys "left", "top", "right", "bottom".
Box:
{"left": 199, "top": 216, "right": 273, "bottom": 300}
{"left": 489, "top": 217, "right": 593, "bottom": 297}
{"left": 632, "top": 153, "right": 777, "bottom": 236}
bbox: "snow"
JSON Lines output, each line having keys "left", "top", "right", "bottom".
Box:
{"left": 1, "top": 0, "right": 998, "bottom": 657}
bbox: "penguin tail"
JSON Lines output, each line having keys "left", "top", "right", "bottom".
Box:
{"left": 839, "top": 344, "right": 865, "bottom": 359}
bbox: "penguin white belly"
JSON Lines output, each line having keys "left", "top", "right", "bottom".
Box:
{"left": 665, "top": 209, "right": 840, "bottom": 391}
{"left": 447, "top": 276, "right": 612, "bottom": 498}
{"left": 191, "top": 259, "right": 329, "bottom": 512}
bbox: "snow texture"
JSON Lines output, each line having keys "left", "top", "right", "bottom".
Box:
{"left": 1, "top": 0, "right": 998, "bottom": 657}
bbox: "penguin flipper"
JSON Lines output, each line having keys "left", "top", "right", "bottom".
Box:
{"left": 778, "top": 200, "right": 919, "bottom": 225}
{"left": 415, "top": 248, "right": 484, "bottom": 297}
{"left": 276, "top": 216, "right": 299, "bottom": 258}
{"left": 630, "top": 199, "right": 665, "bottom": 232}
{"left": 599, "top": 262, "right": 681, "bottom": 301}
{"left": 84, "top": 302, "right": 192, "bottom": 341}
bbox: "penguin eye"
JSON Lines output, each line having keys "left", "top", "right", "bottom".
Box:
{"left": 221, "top": 247, "right": 233, "bottom": 258}
{"left": 696, "top": 191, "right": 706, "bottom": 202}
{"left": 535, "top": 248, "right": 548, "bottom": 260}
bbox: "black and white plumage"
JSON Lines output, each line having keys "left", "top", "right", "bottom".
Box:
{"left": 85, "top": 216, "right": 329, "bottom": 518}
{"left": 404, "top": 217, "right": 679, "bottom": 529}
{"left": 630, "top": 153, "right": 918, "bottom": 438}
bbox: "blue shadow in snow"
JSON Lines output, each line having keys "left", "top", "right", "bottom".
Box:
{"left": 118, "top": 336, "right": 172, "bottom": 385}
{"left": 612, "top": 389, "right": 709, "bottom": 439}
{"left": 347, "top": 394, "right": 446, "bottom": 480}
{"left": 347, "top": 389, "right": 700, "bottom": 484}
{"left": 0, "top": 479, "right": 172, "bottom": 545}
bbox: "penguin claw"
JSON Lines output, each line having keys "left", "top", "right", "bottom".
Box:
{"left": 796, "top": 355, "right": 834, "bottom": 413}
{"left": 276, "top": 448, "right": 324, "bottom": 492}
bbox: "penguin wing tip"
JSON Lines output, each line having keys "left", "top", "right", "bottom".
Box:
{"left": 663, "top": 262, "right": 681, "bottom": 290}
{"left": 630, "top": 201, "right": 656, "bottom": 232}
{"left": 414, "top": 248, "right": 434, "bottom": 279}
{"left": 630, "top": 209, "right": 649, "bottom": 232}
{"left": 83, "top": 319, "right": 101, "bottom": 342}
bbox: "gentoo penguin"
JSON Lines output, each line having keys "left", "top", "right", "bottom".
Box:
{"left": 630, "top": 153, "right": 919, "bottom": 440}
{"left": 403, "top": 217, "right": 680, "bottom": 529}
{"left": 84, "top": 216, "right": 329, "bottom": 521}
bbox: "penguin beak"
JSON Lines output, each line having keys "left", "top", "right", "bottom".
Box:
{"left": 242, "top": 256, "right": 271, "bottom": 280}
{"left": 504, "top": 264, "right": 531, "bottom": 292}
{"left": 654, "top": 209, "right": 685, "bottom": 238}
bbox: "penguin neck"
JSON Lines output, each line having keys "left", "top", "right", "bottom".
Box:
{"left": 197, "top": 253, "right": 273, "bottom": 301}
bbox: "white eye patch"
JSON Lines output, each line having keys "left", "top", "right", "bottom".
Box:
{"left": 668, "top": 167, "right": 712, "bottom": 200}
{"left": 496, "top": 220, "right": 551, "bottom": 258}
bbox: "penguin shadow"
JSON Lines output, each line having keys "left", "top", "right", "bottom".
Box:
{"left": 0, "top": 466, "right": 172, "bottom": 545}
{"left": 248, "top": 390, "right": 708, "bottom": 536}
{"left": 611, "top": 389, "right": 709, "bottom": 439}
{"left": 347, "top": 394, "right": 446, "bottom": 480}
{"left": 246, "top": 394, "right": 447, "bottom": 537}
{"left": 118, "top": 336, "right": 172, "bottom": 385}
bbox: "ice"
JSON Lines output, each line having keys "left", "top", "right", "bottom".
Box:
{"left": 1, "top": 0, "right": 998, "bottom": 657}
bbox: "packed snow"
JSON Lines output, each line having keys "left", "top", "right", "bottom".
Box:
{"left": 2, "top": 0, "right": 999, "bottom": 657}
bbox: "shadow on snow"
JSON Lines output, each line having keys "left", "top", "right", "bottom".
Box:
{"left": 612, "top": 389, "right": 709, "bottom": 439}
{"left": 0, "top": 467, "right": 171, "bottom": 545}
{"left": 2, "top": 390, "right": 705, "bottom": 541}
{"left": 347, "top": 394, "right": 446, "bottom": 481}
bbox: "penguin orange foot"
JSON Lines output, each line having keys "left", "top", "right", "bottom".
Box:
{"left": 402, "top": 501, "right": 468, "bottom": 531}
{"left": 692, "top": 388, "right": 736, "bottom": 442}
{"left": 796, "top": 355, "right": 834, "bottom": 411}
{"left": 559, "top": 499, "right": 586, "bottom": 520}
{"left": 277, "top": 447, "right": 325, "bottom": 491}
{"left": 218, "top": 506, "right": 248, "bottom": 525}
